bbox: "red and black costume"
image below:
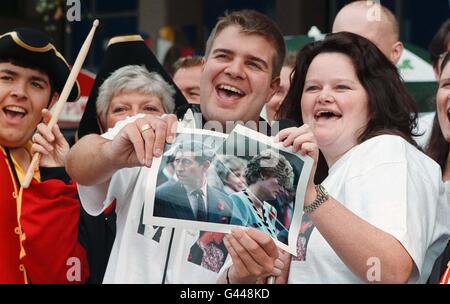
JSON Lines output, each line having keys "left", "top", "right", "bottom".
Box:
{"left": 0, "top": 146, "right": 89, "bottom": 283}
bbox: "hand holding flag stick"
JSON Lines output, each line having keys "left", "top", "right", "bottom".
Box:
{"left": 22, "top": 19, "right": 100, "bottom": 188}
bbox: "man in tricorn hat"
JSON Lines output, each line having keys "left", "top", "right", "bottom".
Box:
{"left": 0, "top": 28, "right": 88, "bottom": 283}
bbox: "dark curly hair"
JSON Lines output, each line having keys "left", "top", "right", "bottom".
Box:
{"left": 429, "top": 19, "right": 450, "bottom": 71}
{"left": 245, "top": 149, "right": 294, "bottom": 190}
{"left": 278, "top": 31, "right": 419, "bottom": 147}
{"left": 426, "top": 51, "right": 450, "bottom": 173}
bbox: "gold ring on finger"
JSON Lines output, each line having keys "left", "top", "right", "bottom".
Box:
{"left": 140, "top": 123, "right": 153, "bottom": 133}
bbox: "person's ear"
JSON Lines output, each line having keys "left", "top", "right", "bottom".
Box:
{"left": 266, "top": 76, "right": 280, "bottom": 104}
{"left": 47, "top": 92, "right": 59, "bottom": 109}
{"left": 97, "top": 115, "right": 106, "bottom": 134}
{"left": 390, "top": 41, "right": 404, "bottom": 65}
{"left": 433, "top": 66, "right": 440, "bottom": 81}
{"left": 201, "top": 57, "right": 207, "bottom": 72}
{"left": 202, "top": 160, "right": 211, "bottom": 171}
{"left": 260, "top": 172, "right": 266, "bottom": 181}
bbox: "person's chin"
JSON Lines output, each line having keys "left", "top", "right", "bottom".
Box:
{"left": 314, "top": 129, "right": 337, "bottom": 145}
{"left": 0, "top": 133, "right": 29, "bottom": 148}
{"left": 440, "top": 113, "right": 450, "bottom": 142}
{"left": 443, "top": 130, "right": 450, "bottom": 143}
{"left": 177, "top": 176, "right": 188, "bottom": 184}
{"left": 203, "top": 106, "right": 230, "bottom": 125}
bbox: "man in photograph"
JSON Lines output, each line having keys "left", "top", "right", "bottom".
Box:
{"left": 154, "top": 141, "right": 233, "bottom": 223}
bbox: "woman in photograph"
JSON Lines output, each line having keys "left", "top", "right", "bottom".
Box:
{"left": 215, "top": 155, "right": 247, "bottom": 194}
{"left": 229, "top": 149, "right": 294, "bottom": 239}
{"left": 426, "top": 51, "right": 450, "bottom": 284}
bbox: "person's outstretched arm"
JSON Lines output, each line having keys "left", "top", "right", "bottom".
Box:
{"left": 67, "top": 114, "right": 178, "bottom": 186}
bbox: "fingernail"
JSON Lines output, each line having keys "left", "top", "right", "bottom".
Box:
{"left": 154, "top": 148, "right": 162, "bottom": 157}
{"left": 273, "top": 269, "right": 282, "bottom": 276}
{"left": 167, "top": 136, "right": 174, "bottom": 143}
{"left": 147, "top": 159, "right": 152, "bottom": 167}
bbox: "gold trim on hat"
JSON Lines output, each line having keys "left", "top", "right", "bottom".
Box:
{"left": 10, "top": 32, "right": 71, "bottom": 67}
{"left": 107, "top": 35, "right": 143, "bottom": 47}
{"left": 10, "top": 32, "right": 54, "bottom": 53}
{"left": 72, "top": 79, "right": 81, "bottom": 102}
{"left": 53, "top": 50, "right": 81, "bottom": 101}
{"left": 1, "top": 31, "right": 81, "bottom": 102}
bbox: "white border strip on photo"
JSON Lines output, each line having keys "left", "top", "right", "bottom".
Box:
{"left": 143, "top": 124, "right": 313, "bottom": 256}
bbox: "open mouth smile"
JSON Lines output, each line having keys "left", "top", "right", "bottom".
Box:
{"left": 216, "top": 84, "right": 246, "bottom": 101}
{"left": 2, "top": 105, "right": 28, "bottom": 123}
{"left": 314, "top": 110, "right": 342, "bottom": 121}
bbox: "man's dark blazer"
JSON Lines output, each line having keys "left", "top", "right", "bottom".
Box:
{"left": 154, "top": 181, "right": 233, "bottom": 224}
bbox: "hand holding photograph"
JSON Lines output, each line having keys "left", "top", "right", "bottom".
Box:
{"left": 144, "top": 124, "right": 313, "bottom": 255}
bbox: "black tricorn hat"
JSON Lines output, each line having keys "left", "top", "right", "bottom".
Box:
{"left": 76, "top": 34, "right": 188, "bottom": 140}
{"left": 0, "top": 28, "right": 80, "bottom": 102}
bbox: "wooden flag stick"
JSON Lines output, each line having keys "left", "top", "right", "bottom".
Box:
{"left": 22, "top": 19, "right": 99, "bottom": 188}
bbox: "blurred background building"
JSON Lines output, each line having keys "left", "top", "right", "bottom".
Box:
{"left": 1, "top": 0, "right": 448, "bottom": 125}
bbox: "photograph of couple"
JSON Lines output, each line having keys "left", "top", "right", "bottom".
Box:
{"left": 144, "top": 125, "right": 313, "bottom": 254}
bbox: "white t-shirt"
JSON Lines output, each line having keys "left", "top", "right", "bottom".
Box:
{"left": 289, "top": 135, "right": 450, "bottom": 284}
{"left": 78, "top": 115, "right": 226, "bottom": 283}
{"left": 446, "top": 181, "right": 450, "bottom": 202}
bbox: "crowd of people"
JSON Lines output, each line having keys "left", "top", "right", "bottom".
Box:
{"left": 0, "top": 0, "right": 449, "bottom": 284}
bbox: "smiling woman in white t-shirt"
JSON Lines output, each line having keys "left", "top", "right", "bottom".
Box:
{"left": 425, "top": 51, "right": 450, "bottom": 284}
{"left": 272, "top": 32, "right": 450, "bottom": 284}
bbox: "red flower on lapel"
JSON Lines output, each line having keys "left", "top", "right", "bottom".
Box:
{"left": 217, "top": 200, "right": 225, "bottom": 211}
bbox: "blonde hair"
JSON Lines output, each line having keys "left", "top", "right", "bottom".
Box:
{"left": 96, "top": 65, "right": 175, "bottom": 124}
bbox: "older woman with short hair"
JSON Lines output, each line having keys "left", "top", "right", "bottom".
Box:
{"left": 96, "top": 65, "right": 175, "bottom": 132}
{"left": 75, "top": 64, "right": 176, "bottom": 283}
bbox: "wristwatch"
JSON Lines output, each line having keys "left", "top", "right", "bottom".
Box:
{"left": 303, "top": 184, "right": 329, "bottom": 214}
